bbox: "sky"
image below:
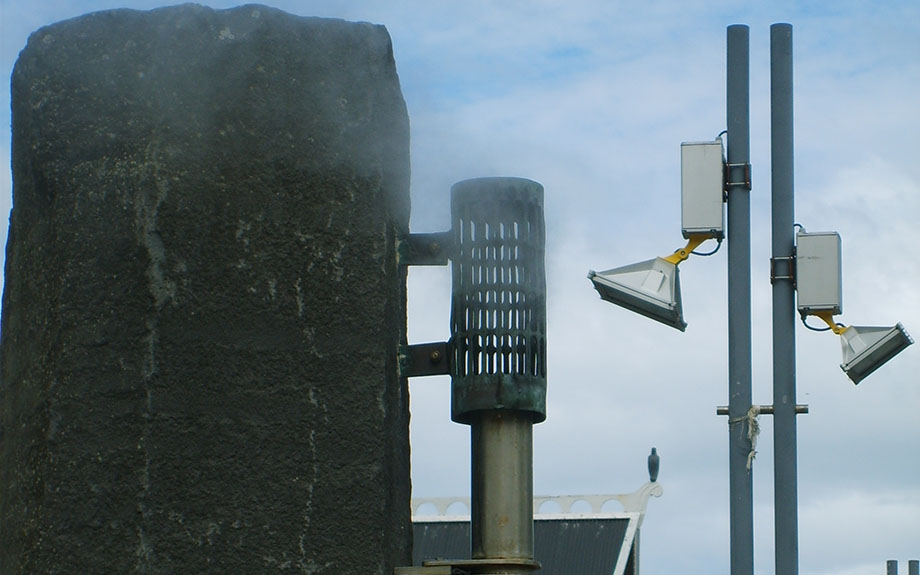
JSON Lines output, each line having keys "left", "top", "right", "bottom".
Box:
{"left": 1, "top": 1, "right": 918, "bottom": 574}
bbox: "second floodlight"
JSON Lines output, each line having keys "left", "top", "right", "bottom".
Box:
{"left": 839, "top": 324, "right": 913, "bottom": 384}
{"left": 796, "top": 229, "right": 914, "bottom": 383}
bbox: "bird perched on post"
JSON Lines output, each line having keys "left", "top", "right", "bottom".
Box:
{"left": 648, "top": 447, "right": 660, "bottom": 483}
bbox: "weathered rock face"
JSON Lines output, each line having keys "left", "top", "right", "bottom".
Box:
{"left": 1, "top": 4, "right": 411, "bottom": 573}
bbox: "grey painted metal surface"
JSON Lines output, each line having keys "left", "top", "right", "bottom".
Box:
{"left": 588, "top": 258, "right": 686, "bottom": 331}
{"left": 839, "top": 323, "right": 914, "bottom": 384}
{"left": 795, "top": 231, "right": 843, "bottom": 315}
{"left": 771, "top": 22, "right": 800, "bottom": 575}
{"left": 726, "top": 24, "right": 754, "bottom": 575}
{"left": 681, "top": 140, "right": 726, "bottom": 239}
{"left": 891, "top": 560, "right": 920, "bottom": 575}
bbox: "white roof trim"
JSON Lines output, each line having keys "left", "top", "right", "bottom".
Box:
{"left": 411, "top": 484, "right": 663, "bottom": 522}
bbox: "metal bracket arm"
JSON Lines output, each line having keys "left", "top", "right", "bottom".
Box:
{"left": 662, "top": 234, "right": 710, "bottom": 265}
{"left": 399, "top": 341, "right": 450, "bottom": 378}
{"left": 398, "top": 231, "right": 453, "bottom": 266}
{"left": 717, "top": 404, "right": 809, "bottom": 415}
{"left": 813, "top": 310, "right": 847, "bottom": 335}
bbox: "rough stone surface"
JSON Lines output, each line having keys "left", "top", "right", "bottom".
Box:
{"left": 0, "top": 5, "right": 411, "bottom": 573}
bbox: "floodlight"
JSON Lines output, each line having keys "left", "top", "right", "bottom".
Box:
{"left": 588, "top": 257, "right": 686, "bottom": 331}
{"left": 588, "top": 139, "right": 725, "bottom": 331}
{"left": 796, "top": 230, "right": 914, "bottom": 383}
{"left": 839, "top": 323, "right": 913, "bottom": 385}
{"left": 809, "top": 312, "right": 913, "bottom": 385}
{"left": 588, "top": 234, "right": 712, "bottom": 331}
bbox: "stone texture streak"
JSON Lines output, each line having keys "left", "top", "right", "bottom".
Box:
{"left": 0, "top": 5, "right": 411, "bottom": 573}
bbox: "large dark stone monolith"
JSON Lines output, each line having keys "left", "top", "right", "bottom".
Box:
{"left": 1, "top": 5, "right": 411, "bottom": 573}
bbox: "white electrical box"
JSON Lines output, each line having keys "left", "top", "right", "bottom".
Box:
{"left": 681, "top": 141, "right": 725, "bottom": 240}
{"left": 796, "top": 231, "right": 842, "bottom": 315}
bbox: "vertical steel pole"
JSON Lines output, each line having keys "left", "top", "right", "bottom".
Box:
{"left": 889, "top": 560, "right": 899, "bottom": 575}
{"left": 909, "top": 559, "right": 919, "bottom": 575}
{"left": 771, "top": 22, "right": 799, "bottom": 575}
{"left": 726, "top": 24, "right": 754, "bottom": 575}
{"left": 471, "top": 411, "right": 534, "bottom": 564}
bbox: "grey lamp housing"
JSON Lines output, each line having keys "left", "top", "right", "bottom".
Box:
{"left": 840, "top": 323, "right": 913, "bottom": 384}
{"left": 588, "top": 257, "right": 686, "bottom": 332}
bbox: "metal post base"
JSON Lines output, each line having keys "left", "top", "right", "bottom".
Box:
{"left": 413, "top": 558, "right": 542, "bottom": 574}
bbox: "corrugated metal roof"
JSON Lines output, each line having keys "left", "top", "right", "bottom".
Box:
{"left": 413, "top": 517, "right": 637, "bottom": 575}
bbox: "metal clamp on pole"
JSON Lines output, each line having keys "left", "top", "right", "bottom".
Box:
{"left": 770, "top": 255, "right": 795, "bottom": 286}
{"left": 725, "top": 161, "right": 752, "bottom": 191}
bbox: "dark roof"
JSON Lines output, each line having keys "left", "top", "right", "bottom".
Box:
{"left": 413, "top": 517, "right": 637, "bottom": 575}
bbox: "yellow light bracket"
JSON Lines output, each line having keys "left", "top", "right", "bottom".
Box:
{"left": 662, "top": 234, "right": 711, "bottom": 266}
{"left": 813, "top": 310, "right": 846, "bottom": 335}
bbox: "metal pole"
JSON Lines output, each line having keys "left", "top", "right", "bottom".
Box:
{"left": 888, "top": 560, "right": 899, "bottom": 575}
{"left": 471, "top": 411, "right": 534, "bottom": 565}
{"left": 771, "top": 22, "right": 799, "bottom": 575}
{"left": 726, "top": 24, "right": 754, "bottom": 575}
{"left": 909, "top": 559, "right": 919, "bottom": 575}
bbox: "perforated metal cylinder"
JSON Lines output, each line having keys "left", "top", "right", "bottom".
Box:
{"left": 449, "top": 177, "right": 546, "bottom": 425}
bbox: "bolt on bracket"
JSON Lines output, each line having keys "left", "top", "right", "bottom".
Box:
{"left": 399, "top": 341, "right": 450, "bottom": 378}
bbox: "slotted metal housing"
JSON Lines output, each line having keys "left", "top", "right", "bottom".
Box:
{"left": 449, "top": 177, "right": 547, "bottom": 425}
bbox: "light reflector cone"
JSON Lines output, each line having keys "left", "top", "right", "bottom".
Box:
{"left": 588, "top": 257, "right": 686, "bottom": 331}
{"left": 840, "top": 323, "right": 913, "bottom": 384}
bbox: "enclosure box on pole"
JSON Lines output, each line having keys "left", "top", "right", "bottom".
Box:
{"left": 681, "top": 140, "right": 725, "bottom": 240}
{"left": 795, "top": 231, "right": 843, "bottom": 316}
{"left": 0, "top": 6, "right": 411, "bottom": 572}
